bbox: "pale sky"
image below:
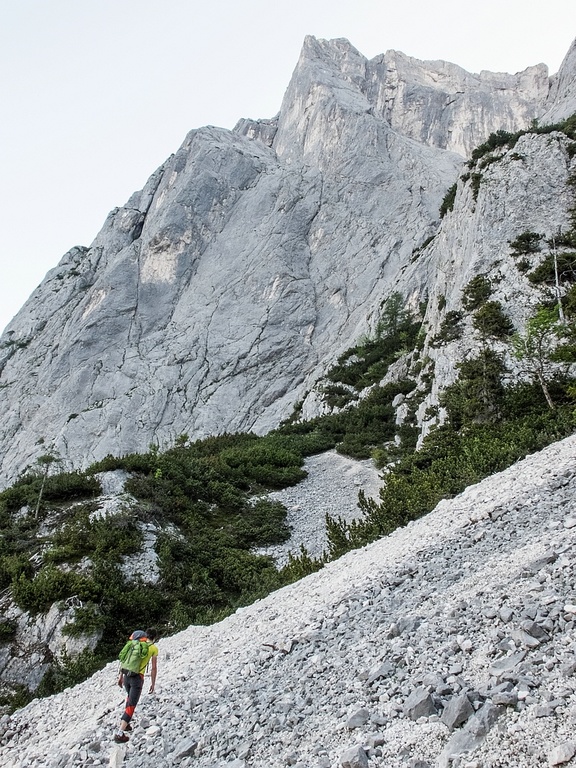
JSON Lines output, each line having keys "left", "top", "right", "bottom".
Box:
{"left": 1, "top": 0, "right": 575, "bottom": 333}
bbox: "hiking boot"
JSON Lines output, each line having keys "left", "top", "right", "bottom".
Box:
{"left": 114, "top": 733, "right": 130, "bottom": 743}
{"left": 125, "top": 724, "right": 133, "bottom": 732}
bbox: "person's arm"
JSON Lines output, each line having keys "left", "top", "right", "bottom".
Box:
{"left": 117, "top": 668, "right": 124, "bottom": 687}
{"left": 149, "top": 655, "right": 158, "bottom": 693}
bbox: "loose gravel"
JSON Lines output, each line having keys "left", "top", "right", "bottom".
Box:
{"left": 257, "top": 450, "right": 382, "bottom": 565}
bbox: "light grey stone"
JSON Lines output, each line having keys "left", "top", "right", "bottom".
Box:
{"left": 346, "top": 708, "right": 370, "bottom": 729}
{"left": 441, "top": 693, "right": 474, "bottom": 730}
{"left": 491, "top": 691, "right": 518, "bottom": 707}
{"left": 367, "top": 661, "right": 395, "bottom": 684}
{"left": 465, "top": 702, "right": 502, "bottom": 738}
{"left": 366, "top": 732, "right": 386, "bottom": 749}
{"left": 108, "top": 747, "right": 126, "bottom": 768}
{"left": 339, "top": 745, "right": 369, "bottom": 768}
{"left": 534, "top": 704, "right": 556, "bottom": 718}
{"left": 489, "top": 650, "right": 527, "bottom": 677}
{"left": 548, "top": 741, "right": 576, "bottom": 766}
{"left": 438, "top": 729, "right": 482, "bottom": 768}
{"left": 520, "top": 620, "right": 549, "bottom": 640}
{"left": 171, "top": 737, "right": 198, "bottom": 760}
{"left": 499, "top": 607, "right": 514, "bottom": 623}
{"left": 403, "top": 688, "right": 437, "bottom": 720}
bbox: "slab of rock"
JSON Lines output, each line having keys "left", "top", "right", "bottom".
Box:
{"left": 441, "top": 694, "right": 474, "bottom": 730}
{"left": 548, "top": 741, "right": 576, "bottom": 766}
{"left": 340, "top": 745, "right": 369, "bottom": 768}
{"left": 346, "top": 708, "right": 370, "bottom": 729}
{"left": 403, "top": 688, "right": 437, "bottom": 720}
{"left": 171, "top": 737, "right": 198, "bottom": 760}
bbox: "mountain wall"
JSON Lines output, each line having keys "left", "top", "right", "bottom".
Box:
{"left": 542, "top": 37, "right": 576, "bottom": 123}
{"left": 0, "top": 36, "right": 575, "bottom": 484}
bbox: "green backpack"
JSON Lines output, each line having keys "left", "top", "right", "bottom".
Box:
{"left": 119, "top": 637, "right": 153, "bottom": 674}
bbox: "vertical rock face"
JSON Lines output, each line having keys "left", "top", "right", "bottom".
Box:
{"left": 366, "top": 49, "right": 548, "bottom": 157}
{"left": 542, "top": 37, "right": 576, "bottom": 123}
{"left": 402, "top": 128, "right": 576, "bottom": 418}
{"left": 0, "top": 35, "right": 575, "bottom": 483}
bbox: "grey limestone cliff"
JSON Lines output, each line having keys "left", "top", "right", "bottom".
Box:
{"left": 542, "top": 36, "right": 576, "bottom": 123}
{"left": 0, "top": 35, "right": 575, "bottom": 484}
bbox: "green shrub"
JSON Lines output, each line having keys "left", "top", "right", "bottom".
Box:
{"left": 396, "top": 423, "right": 419, "bottom": 452}
{"left": 466, "top": 115, "right": 576, "bottom": 170}
{"left": 326, "top": 403, "right": 574, "bottom": 555}
{"left": 278, "top": 545, "right": 324, "bottom": 584}
{"left": 321, "top": 384, "right": 358, "bottom": 409}
{"left": 61, "top": 604, "right": 105, "bottom": 637}
{"left": 341, "top": 382, "right": 417, "bottom": 457}
{"left": 527, "top": 252, "right": 576, "bottom": 285}
{"left": 462, "top": 275, "right": 492, "bottom": 311}
{"left": 561, "top": 285, "right": 576, "bottom": 318}
{"left": 0, "top": 619, "right": 17, "bottom": 643}
{"left": 0, "top": 553, "right": 33, "bottom": 590}
{"left": 0, "top": 685, "right": 34, "bottom": 713}
{"left": 156, "top": 534, "right": 225, "bottom": 608}
{"left": 470, "top": 173, "right": 483, "bottom": 200}
{"left": 431, "top": 311, "right": 464, "bottom": 346}
{"left": 440, "top": 349, "right": 507, "bottom": 430}
{"left": 36, "top": 648, "right": 104, "bottom": 698}
{"left": 325, "top": 294, "right": 421, "bottom": 390}
{"left": 509, "top": 231, "right": 542, "bottom": 257}
{"left": 42, "top": 472, "right": 101, "bottom": 502}
{"left": 218, "top": 444, "right": 306, "bottom": 490}
{"left": 0, "top": 470, "right": 99, "bottom": 521}
{"left": 440, "top": 184, "right": 457, "bottom": 217}
{"left": 209, "top": 548, "right": 278, "bottom": 599}
{"left": 231, "top": 499, "right": 291, "bottom": 548}
{"left": 472, "top": 301, "right": 515, "bottom": 339}
{"left": 470, "top": 130, "right": 517, "bottom": 163}
{"left": 0, "top": 483, "right": 34, "bottom": 514}
{"left": 411, "top": 235, "right": 436, "bottom": 260}
{"left": 278, "top": 380, "right": 416, "bottom": 462}
{"left": 516, "top": 258, "right": 532, "bottom": 273}
{"left": 11, "top": 566, "right": 97, "bottom": 614}
{"left": 478, "top": 154, "right": 501, "bottom": 170}
{"left": 89, "top": 452, "right": 155, "bottom": 474}
{"left": 45, "top": 509, "right": 142, "bottom": 564}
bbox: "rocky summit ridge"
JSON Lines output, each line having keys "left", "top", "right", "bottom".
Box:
{"left": 1, "top": 35, "right": 575, "bottom": 483}
{"left": 2, "top": 433, "right": 576, "bottom": 767}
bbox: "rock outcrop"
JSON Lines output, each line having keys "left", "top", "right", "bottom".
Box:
{"left": 542, "top": 37, "right": 576, "bottom": 123}
{"left": 0, "top": 35, "right": 575, "bottom": 484}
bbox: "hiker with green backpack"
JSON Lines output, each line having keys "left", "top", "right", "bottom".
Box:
{"left": 114, "top": 628, "right": 159, "bottom": 744}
